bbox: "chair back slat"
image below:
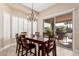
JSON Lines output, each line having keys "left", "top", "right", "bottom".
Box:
{"left": 46, "top": 35, "right": 56, "bottom": 52}
{"left": 47, "top": 40, "right": 54, "bottom": 49}
{"left": 15, "top": 33, "right": 18, "bottom": 41}
{"left": 35, "top": 32, "right": 40, "bottom": 38}
{"left": 20, "top": 35, "right": 28, "bottom": 48}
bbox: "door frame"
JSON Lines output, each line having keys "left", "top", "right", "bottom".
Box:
{"left": 43, "top": 8, "right": 76, "bottom": 51}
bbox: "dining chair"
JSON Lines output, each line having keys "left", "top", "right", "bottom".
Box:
{"left": 15, "top": 34, "right": 22, "bottom": 56}
{"left": 38, "top": 35, "right": 56, "bottom": 56}
{"left": 43, "top": 32, "right": 51, "bottom": 38}
{"left": 21, "top": 32, "right": 27, "bottom": 36}
{"left": 35, "top": 32, "right": 40, "bottom": 37}
{"left": 20, "top": 35, "right": 37, "bottom": 56}
{"left": 15, "top": 34, "right": 18, "bottom": 53}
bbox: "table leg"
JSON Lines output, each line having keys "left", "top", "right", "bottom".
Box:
{"left": 54, "top": 41, "right": 57, "bottom": 56}
{"left": 42, "top": 44, "right": 46, "bottom": 56}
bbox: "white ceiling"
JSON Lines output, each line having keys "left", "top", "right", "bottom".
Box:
{"left": 22, "top": 3, "right": 55, "bottom": 12}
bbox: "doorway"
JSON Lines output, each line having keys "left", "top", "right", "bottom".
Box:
{"left": 55, "top": 12, "right": 73, "bottom": 50}
{"left": 43, "top": 12, "right": 73, "bottom": 50}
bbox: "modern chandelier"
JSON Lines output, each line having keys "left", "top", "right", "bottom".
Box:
{"left": 27, "top": 3, "right": 38, "bottom": 21}
{"left": 27, "top": 3, "right": 38, "bottom": 37}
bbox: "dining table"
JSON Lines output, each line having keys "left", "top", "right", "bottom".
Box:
{"left": 25, "top": 36, "right": 57, "bottom": 56}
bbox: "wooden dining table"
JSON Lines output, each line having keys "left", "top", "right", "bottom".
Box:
{"left": 26, "top": 36, "right": 57, "bottom": 56}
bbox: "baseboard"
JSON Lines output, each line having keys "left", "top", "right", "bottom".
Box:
{"left": 0, "top": 43, "right": 16, "bottom": 52}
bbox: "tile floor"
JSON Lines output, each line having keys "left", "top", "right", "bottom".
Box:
{"left": 0, "top": 44, "right": 79, "bottom": 56}
{"left": 56, "top": 37, "right": 72, "bottom": 50}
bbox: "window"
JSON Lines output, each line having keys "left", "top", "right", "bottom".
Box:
{"left": 24, "top": 18, "right": 27, "bottom": 32}
{"left": 27, "top": 20, "right": 32, "bottom": 37}
{"left": 18, "top": 17, "right": 24, "bottom": 33}
{"left": 12, "top": 16, "right": 19, "bottom": 38}
{"left": 3, "top": 13, "right": 10, "bottom": 40}
{"left": 33, "top": 21, "right": 37, "bottom": 34}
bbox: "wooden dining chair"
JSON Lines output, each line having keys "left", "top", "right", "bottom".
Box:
{"left": 15, "top": 34, "right": 22, "bottom": 56}
{"left": 38, "top": 36, "right": 56, "bottom": 56}
{"left": 21, "top": 32, "right": 27, "bottom": 36}
{"left": 20, "top": 35, "right": 37, "bottom": 56}
{"left": 15, "top": 34, "right": 18, "bottom": 53}
{"left": 35, "top": 32, "right": 40, "bottom": 38}
{"left": 45, "top": 39, "right": 56, "bottom": 56}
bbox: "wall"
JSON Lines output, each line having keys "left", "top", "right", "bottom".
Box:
{"left": 0, "top": 4, "right": 11, "bottom": 49}
{"left": 38, "top": 3, "right": 79, "bottom": 52}
{"left": 0, "top": 4, "right": 38, "bottom": 51}
{"left": 73, "top": 8, "right": 79, "bottom": 53}
{"left": 39, "top": 3, "right": 79, "bottom": 18}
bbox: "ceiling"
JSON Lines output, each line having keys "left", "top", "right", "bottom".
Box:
{"left": 22, "top": 3, "right": 55, "bottom": 12}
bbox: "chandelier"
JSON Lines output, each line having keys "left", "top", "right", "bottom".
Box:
{"left": 27, "top": 3, "right": 38, "bottom": 21}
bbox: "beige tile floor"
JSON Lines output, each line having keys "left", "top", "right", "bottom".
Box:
{"left": 0, "top": 44, "right": 79, "bottom": 56}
